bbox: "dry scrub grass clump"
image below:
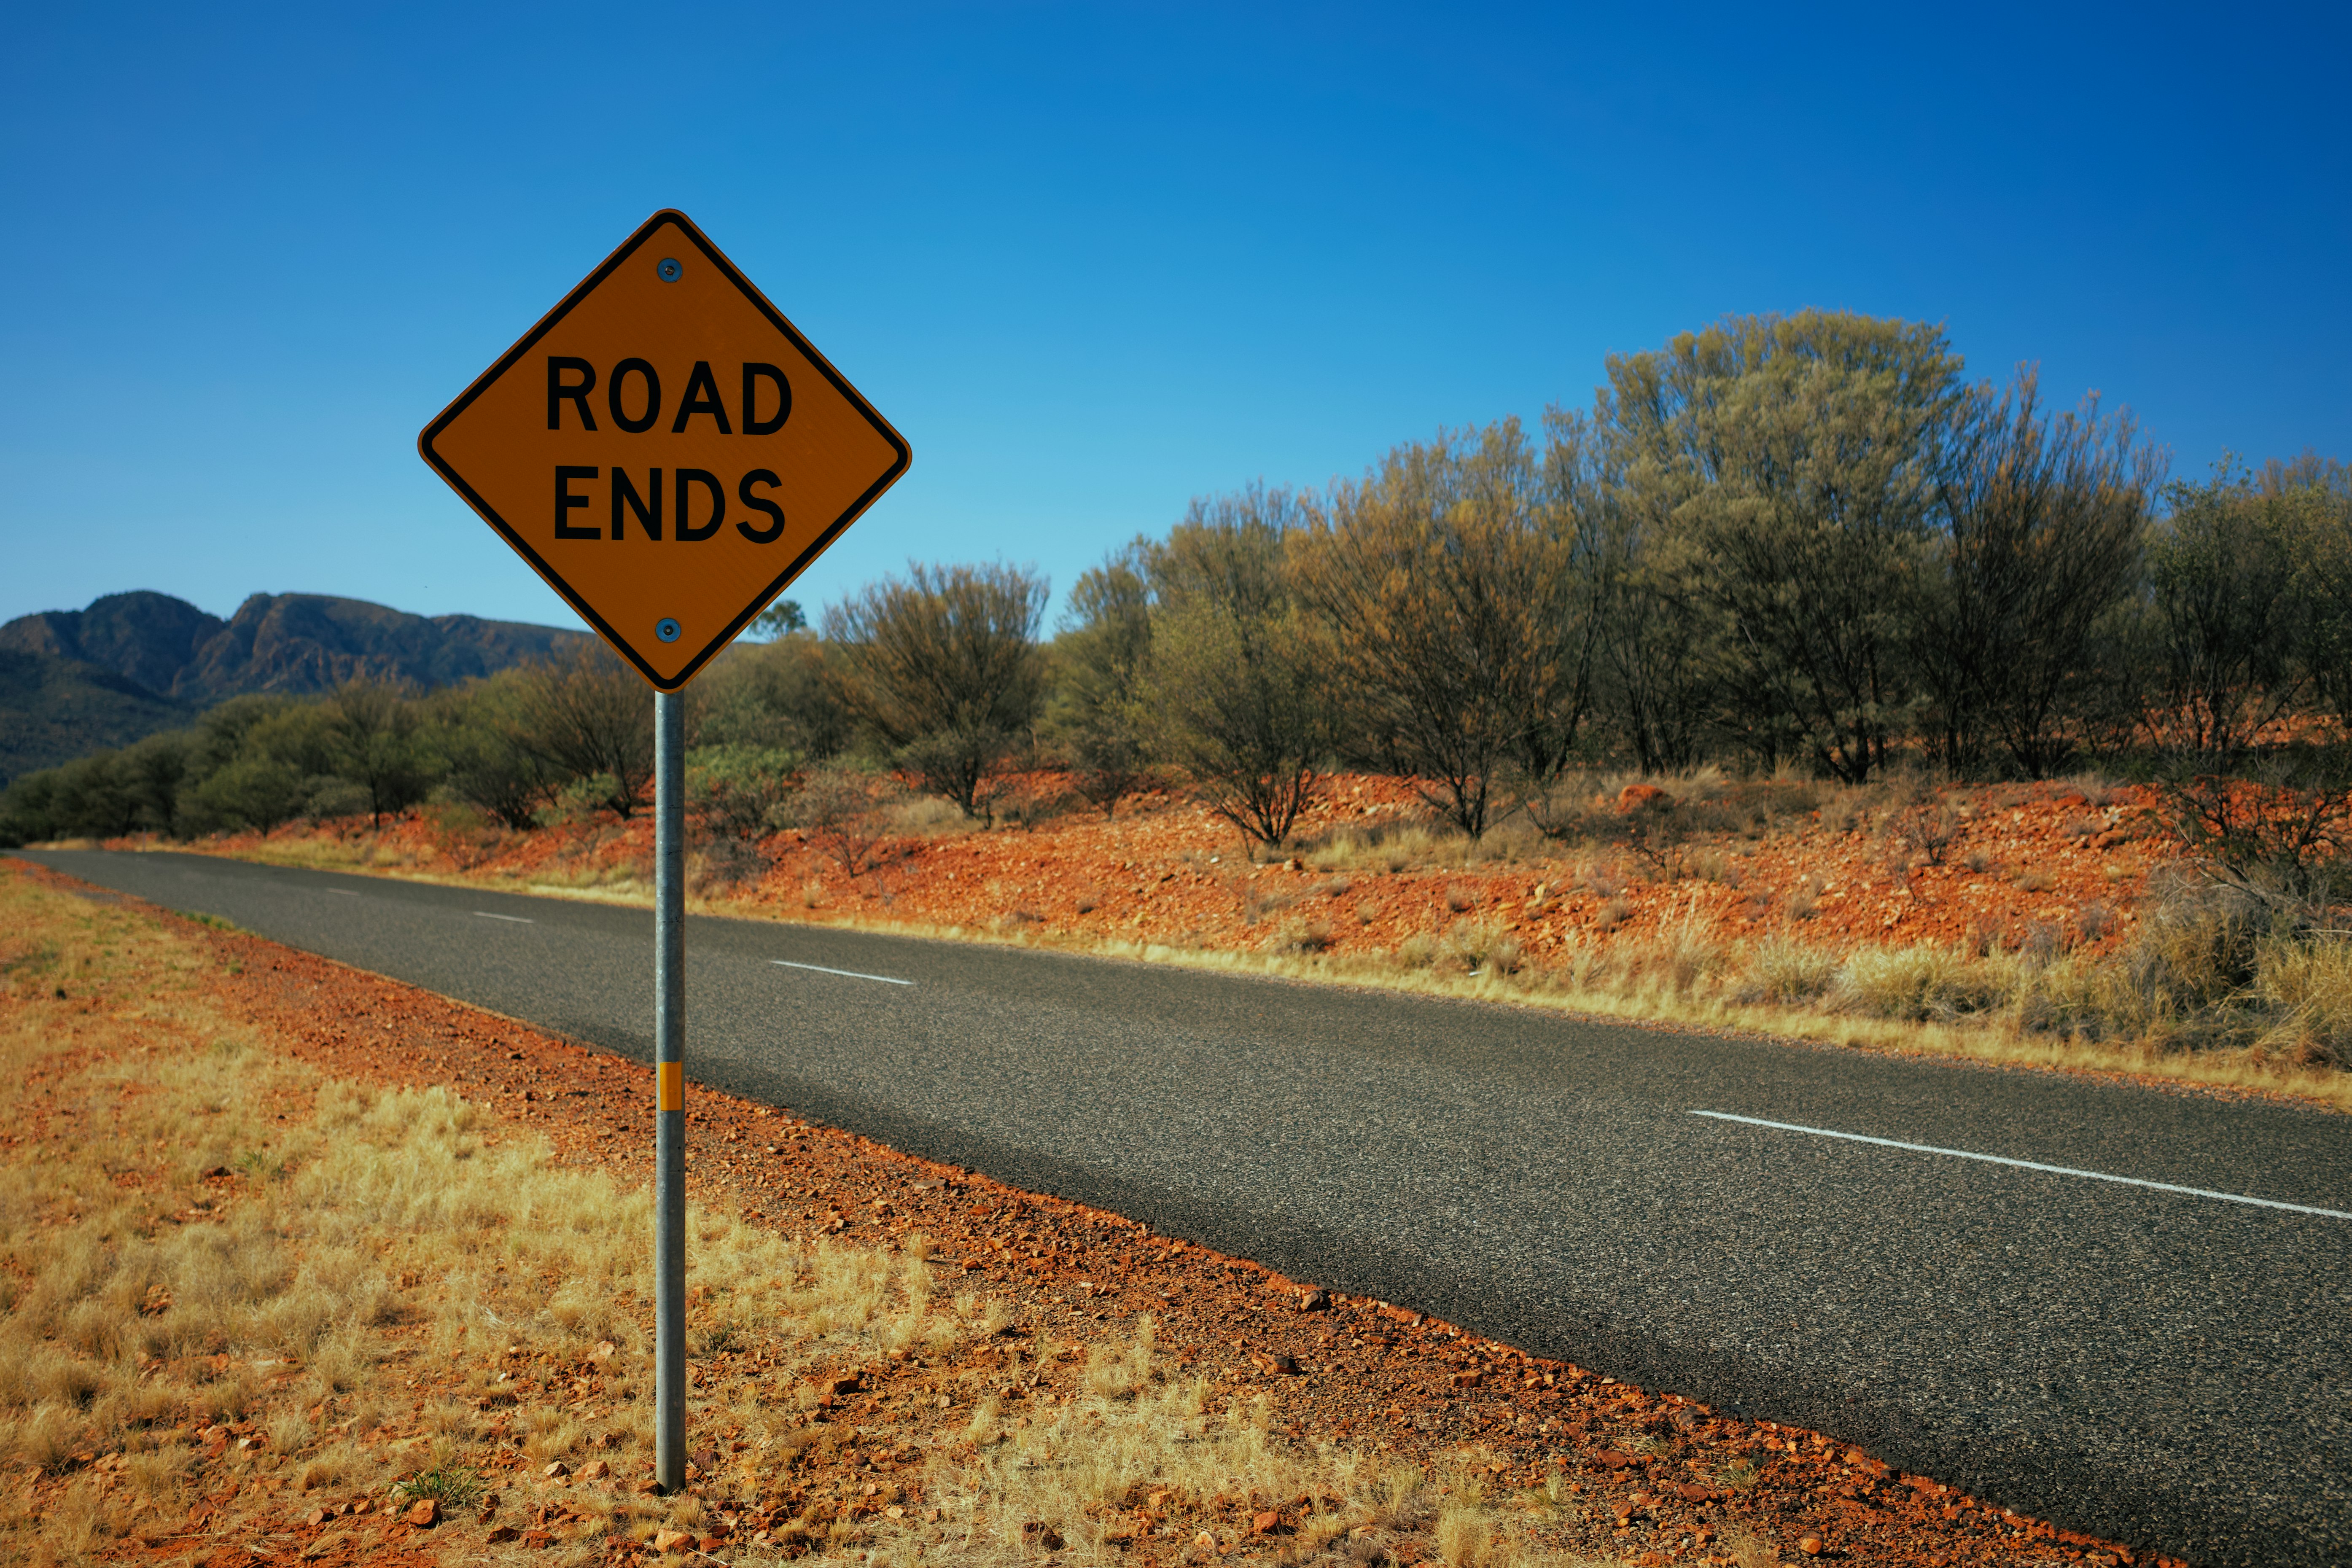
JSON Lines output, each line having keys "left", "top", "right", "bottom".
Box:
{"left": 0, "top": 868, "right": 1638, "bottom": 1568}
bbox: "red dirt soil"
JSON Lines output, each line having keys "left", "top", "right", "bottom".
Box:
{"left": 163, "top": 772, "right": 2170, "bottom": 967}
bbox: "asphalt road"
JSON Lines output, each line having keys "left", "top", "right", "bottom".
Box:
{"left": 16, "top": 848, "right": 2350, "bottom": 1566}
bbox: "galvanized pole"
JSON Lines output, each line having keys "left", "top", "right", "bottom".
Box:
{"left": 653, "top": 689, "right": 687, "bottom": 1493}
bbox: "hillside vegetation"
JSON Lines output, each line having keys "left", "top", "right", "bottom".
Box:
{"left": 0, "top": 590, "right": 589, "bottom": 783}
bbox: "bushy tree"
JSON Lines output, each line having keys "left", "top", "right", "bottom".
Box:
{"left": 1913, "top": 368, "right": 2161, "bottom": 776}
{"left": 1300, "top": 419, "right": 1598, "bottom": 838}
{"left": 825, "top": 562, "right": 1048, "bottom": 821}
{"left": 1603, "top": 311, "right": 1970, "bottom": 781}
{"left": 326, "top": 680, "right": 431, "bottom": 828}
{"left": 425, "top": 675, "right": 554, "bottom": 830}
{"left": 511, "top": 644, "right": 656, "bottom": 818}
{"left": 2142, "top": 461, "right": 2307, "bottom": 760}
{"left": 2264, "top": 455, "right": 2352, "bottom": 734}
{"left": 1137, "top": 485, "right": 1332, "bottom": 847}
{"left": 175, "top": 696, "right": 341, "bottom": 834}
{"left": 694, "top": 632, "right": 855, "bottom": 760}
{"left": 1050, "top": 542, "right": 1155, "bottom": 817}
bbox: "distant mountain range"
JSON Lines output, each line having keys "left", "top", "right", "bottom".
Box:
{"left": 0, "top": 591, "right": 589, "bottom": 785}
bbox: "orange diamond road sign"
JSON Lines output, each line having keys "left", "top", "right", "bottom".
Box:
{"left": 419, "top": 209, "right": 910, "bottom": 689}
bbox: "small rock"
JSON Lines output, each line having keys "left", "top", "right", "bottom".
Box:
{"left": 1798, "top": 1536, "right": 1823, "bottom": 1557}
{"left": 589, "top": 1340, "right": 619, "bottom": 1363}
{"left": 486, "top": 1525, "right": 519, "bottom": 1543}
{"left": 543, "top": 1460, "right": 569, "bottom": 1479}
{"left": 522, "top": 1528, "right": 554, "bottom": 1548}
{"left": 698, "top": 1537, "right": 727, "bottom": 1552}
{"left": 653, "top": 1527, "right": 691, "bottom": 1552}
{"left": 303, "top": 1507, "right": 329, "bottom": 1527}
{"left": 1617, "top": 783, "right": 1670, "bottom": 813}
{"left": 406, "top": 1498, "right": 440, "bottom": 1528}
{"left": 1298, "top": 1288, "right": 1330, "bottom": 1312}
{"left": 1252, "top": 1509, "right": 1283, "bottom": 1536}
{"left": 579, "top": 1459, "right": 610, "bottom": 1481}
{"left": 1194, "top": 1530, "right": 1219, "bottom": 1551}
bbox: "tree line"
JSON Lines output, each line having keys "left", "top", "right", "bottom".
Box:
{"left": 6, "top": 309, "right": 2348, "bottom": 855}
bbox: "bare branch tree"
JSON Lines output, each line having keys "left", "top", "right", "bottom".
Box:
{"left": 826, "top": 562, "right": 1048, "bottom": 822}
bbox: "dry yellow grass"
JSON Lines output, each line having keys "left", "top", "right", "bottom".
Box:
{"left": 0, "top": 866, "right": 1636, "bottom": 1568}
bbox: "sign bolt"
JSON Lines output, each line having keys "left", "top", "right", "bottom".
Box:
{"left": 656, "top": 618, "right": 682, "bottom": 643}
{"left": 657, "top": 258, "right": 682, "bottom": 282}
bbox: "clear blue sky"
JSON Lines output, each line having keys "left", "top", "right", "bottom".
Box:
{"left": 3, "top": 1, "right": 2344, "bottom": 637}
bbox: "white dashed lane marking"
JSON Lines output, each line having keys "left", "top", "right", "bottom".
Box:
{"left": 771, "top": 959, "right": 914, "bottom": 987}
{"left": 1692, "top": 1109, "right": 2352, "bottom": 1221}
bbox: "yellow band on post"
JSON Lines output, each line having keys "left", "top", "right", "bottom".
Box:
{"left": 657, "top": 1061, "right": 683, "bottom": 1112}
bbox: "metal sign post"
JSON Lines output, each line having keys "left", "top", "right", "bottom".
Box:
{"left": 417, "top": 209, "right": 908, "bottom": 1496}
{"left": 653, "top": 689, "right": 687, "bottom": 1493}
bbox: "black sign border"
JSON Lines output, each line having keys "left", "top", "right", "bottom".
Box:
{"left": 418, "top": 208, "right": 912, "bottom": 691}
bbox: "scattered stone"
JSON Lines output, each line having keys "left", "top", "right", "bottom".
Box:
{"left": 543, "top": 1460, "right": 569, "bottom": 1479}
{"left": 1798, "top": 1536, "right": 1823, "bottom": 1557}
{"left": 405, "top": 1498, "right": 439, "bottom": 1528}
{"left": 1298, "top": 1287, "right": 1330, "bottom": 1311}
{"left": 1617, "top": 783, "right": 1670, "bottom": 812}
{"left": 652, "top": 1528, "right": 691, "bottom": 1553}
{"left": 579, "top": 1459, "right": 610, "bottom": 1480}
{"left": 1252, "top": 1509, "right": 1283, "bottom": 1536}
{"left": 486, "top": 1525, "right": 519, "bottom": 1543}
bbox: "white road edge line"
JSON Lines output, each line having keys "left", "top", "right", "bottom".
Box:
{"left": 326, "top": 890, "right": 360, "bottom": 896}
{"left": 471, "top": 911, "right": 533, "bottom": 924}
{"left": 1691, "top": 1109, "right": 2352, "bottom": 1221}
{"left": 771, "top": 959, "right": 914, "bottom": 987}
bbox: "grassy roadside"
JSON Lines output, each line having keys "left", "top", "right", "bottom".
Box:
{"left": 93, "top": 828, "right": 2352, "bottom": 1117}
{"left": 0, "top": 866, "right": 1672, "bottom": 1568}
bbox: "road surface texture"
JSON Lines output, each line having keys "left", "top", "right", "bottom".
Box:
{"left": 16, "top": 848, "right": 2348, "bottom": 1566}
